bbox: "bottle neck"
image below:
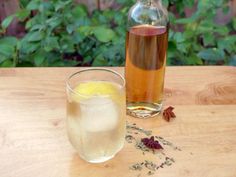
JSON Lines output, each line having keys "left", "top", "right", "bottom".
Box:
{"left": 138, "top": 0, "right": 161, "bottom": 6}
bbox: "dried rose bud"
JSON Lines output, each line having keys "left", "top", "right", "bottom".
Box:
{"left": 141, "top": 136, "right": 163, "bottom": 150}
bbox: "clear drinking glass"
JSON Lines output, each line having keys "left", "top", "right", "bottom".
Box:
{"left": 66, "top": 69, "right": 126, "bottom": 163}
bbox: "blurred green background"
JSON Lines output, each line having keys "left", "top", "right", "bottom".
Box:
{"left": 0, "top": 0, "right": 235, "bottom": 67}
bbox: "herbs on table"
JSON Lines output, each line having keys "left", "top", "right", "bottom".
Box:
{"left": 130, "top": 157, "right": 176, "bottom": 176}
{"left": 155, "top": 136, "right": 182, "bottom": 151}
{"left": 127, "top": 123, "right": 152, "bottom": 136}
{"left": 126, "top": 123, "right": 182, "bottom": 176}
{"left": 125, "top": 135, "right": 135, "bottom": 144}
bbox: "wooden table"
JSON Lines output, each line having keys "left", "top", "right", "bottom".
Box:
{"left": 0, "top": 66, "right": 236, "bottom": 177}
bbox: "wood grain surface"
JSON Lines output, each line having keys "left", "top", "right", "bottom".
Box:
{"left": 0, "top": 66, "right": 236, "bottom": 177}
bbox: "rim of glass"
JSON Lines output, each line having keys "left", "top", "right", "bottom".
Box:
{"left": 66, "top": 68, "right": 125, "bottom": 97}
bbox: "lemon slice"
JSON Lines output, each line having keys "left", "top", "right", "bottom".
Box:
{"left": 72, "top": 81, "right": 123, "bottom": 103}
{"left": 75, "top": 82, "right": 119, "bottom": 96}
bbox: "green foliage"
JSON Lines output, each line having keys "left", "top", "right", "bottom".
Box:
{"left": 166, "top": 0, "right": 236, "bottom": 65}
{"left": 20, "top": 0, "right": 31, "bottom": 8}
{"left": 0, "top": 0, "right": 128, "bottom": 67}
{"left": 0, "top": 0, "right": 235, "bottom": 67}
{"left": 1, "top": 15, "right": 15, "bottom": 30}
{"left": 0, "top": 37, "right": 18, "bottom": 67}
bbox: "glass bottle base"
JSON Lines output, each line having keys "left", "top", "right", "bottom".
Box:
{"left": 127, "top": 102, "right": 162, "bottom": 119}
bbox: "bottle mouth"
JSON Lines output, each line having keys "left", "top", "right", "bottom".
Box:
{"left": 128, "top": 0, "right": 168, "bottom": 28}
{"left": 138, "top": 0, "right": 161, "bottom": 5}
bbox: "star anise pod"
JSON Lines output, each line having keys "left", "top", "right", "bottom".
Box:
{"left": 163, "top": 106, "right": 176, "bottom": 122}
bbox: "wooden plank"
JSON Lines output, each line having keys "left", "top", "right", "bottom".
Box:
{"left": 0, "top": 67, "right": 236, "bottom": 177}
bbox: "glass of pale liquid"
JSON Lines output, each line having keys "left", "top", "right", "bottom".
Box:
{"left": 66, "top": 69, "right": 126, "bottom": 163}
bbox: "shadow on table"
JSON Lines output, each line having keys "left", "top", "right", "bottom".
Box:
{"left": 69, "top": 152, "right": 131, "bottom": 177}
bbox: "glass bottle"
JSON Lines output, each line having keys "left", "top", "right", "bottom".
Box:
{"left": 125, "top": 0, "right": 169, "bottom": 118}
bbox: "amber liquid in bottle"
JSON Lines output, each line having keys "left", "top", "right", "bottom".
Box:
{"left": 125, "top": 25, "right": 168, "bottom": 118}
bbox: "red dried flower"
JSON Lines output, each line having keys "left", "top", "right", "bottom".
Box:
{"left": 141, "top": 136, "right": 163, "bottom": 150}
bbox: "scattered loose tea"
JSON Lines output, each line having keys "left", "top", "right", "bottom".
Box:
{"left": 125, "top": 135, "right": 135, "bottom": 143}
{"left": 135, "top": 141, "right": 150, "bottom": 152}
{"left": 148, "top": 171, "right": 155, "bottom": 176}
{"left": 127, "top": 123, "right": 152, "bottom": 136}
{"left": 130, "top": 163, "right": 143, "bottom": 171}
{"left": 163, "top": 106, "right": 176, "bottom": 122}
{"left": 144, "top": 160, "right": 157, "bottom": 171}
{"left": 155, "top": 136, "right": 182, "bottom": 151}
{"left": 156, "top": 157, "right": 175, "bottom": 169}
{"left": 126, "top": 123, "right": 182, "bottom": 176}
